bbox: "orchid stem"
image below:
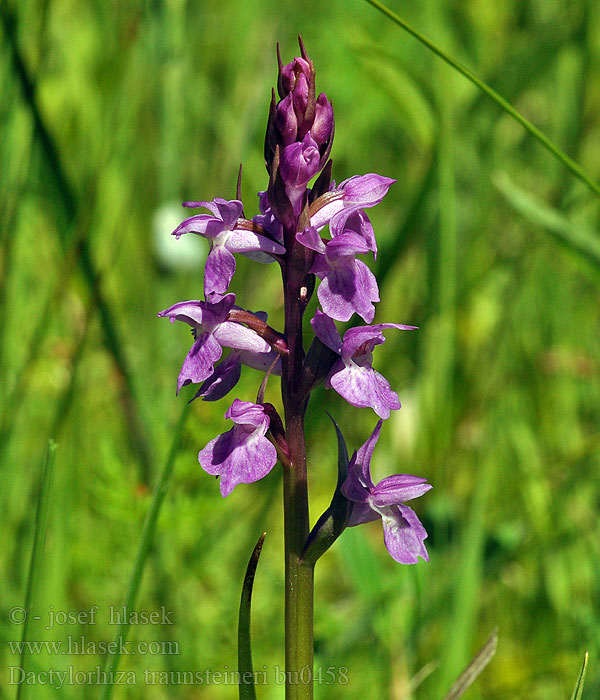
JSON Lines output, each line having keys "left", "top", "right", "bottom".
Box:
{"left": 281, "top": 261, "right": 314, "bottom": 700}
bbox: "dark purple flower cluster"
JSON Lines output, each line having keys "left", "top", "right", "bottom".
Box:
{"left": 159, "top": 41, "right": 431, "bottom": 564}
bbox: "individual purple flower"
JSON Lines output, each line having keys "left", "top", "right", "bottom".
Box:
{"left": 310, "top": 173, "right": 396, "bottom": 243}
{"left": 157, "top": 294, "right": 272, "bottom": 394}
{"left": 198, "top": 399, "right": 278, "bottom": 497}
{"left": 341, "top": 420, "right": 432, "bottom": 564}
{"left": 297, "top": 224, "right": 379, "bottom": 323}
{"left": 172, "top": 198, "right": 285, "bottom": 298}
{"left": 311, "top": 310, "right": 416, "bottom": 419}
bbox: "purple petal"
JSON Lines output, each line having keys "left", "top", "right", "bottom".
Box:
{"left": 214, "top": 321, "right": 271, "bottom": 354}
{"left": 329, "top": 365, "right": 401, "bottom": 419}
{"left": 317, "top": 260, "right": 379, "bottom": 323}
{"left": 254, "top": 192, "right": 284, "bottom": 244}
{"left": 198, "top": 427, "right": 277, "bottom": 497}
{"left": 212, "top": 198, "right": 244, "bottom": 227}
{"left": 339, "top": 174, "right": 396, "bottom": 207}
{"left": 325, "top": 231, "right": 371, "bottom": 260}
{"left": 177, "top": 333, "right": 222, "bottom": 393}
{"left": 380, "top": 504, "right": 429, "bottom": 564}
{"left": 171, "top": 213, "right": 216, "bottom": 238}
{"left": 332, "top": 210, "right": 377, "bottom": 257}
{"left": 204, "top": 246, "right": 236, "bottom": 299}
{"left": 227, "top": 230, "right": 285, "bottom": 256}
{"left": 341, "top": 323, "right": 416, "bottom": 360}
{"left": 192, "top": 354, "right": 242, "bottom": 402}
{"left": 341, "top": 451, "right": 370, "bottom": 503}
{"left": 182, "top": 200, "right": 213, "bottom": 209}
{"left": 157, "top": 300, "right": 206, "bottom": 327}
{"left": 157, "top": 294, "right": 235, "bottom": 329}
{"left": 355, "top": 419, "right": 382, "bottom": 488}
{"left": 309, "top": 253, "right": 330, "bottom": 278}
{"left": 371, "top": 475, "right": 433, "bottom": 506}
{"left": 280, "top": 133, "right": 320, "bottom": 188}
{"left": 296, "top": 226, "right": 327, "bottom": 254}
{"left": 207, "top": 293, "right": 236, "bottom": 321}
{"left": 346, "top": 501, "right": 380, "bottom": 527}
{"left": 310, "top": 173, "right": 396, "bottom": 230}
{"left": 310, "top": 309, "right": 342, "bottom": 354}
{"left": 225, "top": 398, "right": 270, "bottom": 429}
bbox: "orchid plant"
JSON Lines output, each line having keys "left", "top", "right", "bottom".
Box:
{"left": 159, "top": 38, "right": 432, "bottom": 699}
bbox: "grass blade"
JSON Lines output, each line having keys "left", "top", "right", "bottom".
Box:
{"left": 569, "top": 651, "right": 588, "bottom": 700}
{"left": 98, "top": 402, "right": 191, "bottom": 700}
{"left": 364, "top": 0, "right": 600, "bottom": 200}
{"left": 238, "top": 532, "right": 266, "bottom": 700}
{"left": 442, "top": 628, "right": 498, "bottom": 700}
{"left": 16, "top": 440, "right": 58, "bottom": 700}
{"left": 494, "top": 172, "right": 600, "bottom": 272}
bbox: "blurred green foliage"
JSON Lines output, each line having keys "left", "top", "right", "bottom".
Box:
{"left": 1, "top": 0, "right": 599, "bottom": 698}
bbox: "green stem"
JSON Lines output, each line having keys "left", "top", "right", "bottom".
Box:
{"left": 281, "top": 262, "right": 314, "bottom": 700}
{"left": 365, "top": 0, "right": 600, "bottom": 200}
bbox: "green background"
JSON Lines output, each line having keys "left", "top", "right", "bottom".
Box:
{"left": 1, "top": 0, "right": 599, "bottom": 698}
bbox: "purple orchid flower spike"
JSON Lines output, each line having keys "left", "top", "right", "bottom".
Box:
{"left": 341, "top": 420, "right": 432, "bottom": 564}
{"left": 157, "top": 294, "right": 272, "bottom": 394}
{"left": 297, "top": 224, "right": 379, "bottom": 323}
{"left": 198, "top": 399, "right": 278, "bottom": 497}
{"left": 311, "top": 310, "right": 416, "bottom": 419}
{"left": 172, "top": 198, "right": 285, "bottom": 299}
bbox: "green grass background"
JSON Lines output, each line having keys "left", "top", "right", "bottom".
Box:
{"left": 1, "top": 0, "right": 599, "bottom": 698}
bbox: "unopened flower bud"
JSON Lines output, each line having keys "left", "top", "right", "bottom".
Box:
{"left": 275, "top": 94, "right": 298, "bottom": 146}
{"left": 279, "top": 56, "right": 313, "bottom": 99}
{"left": 312, "top": 94, "right": 334, "bottom": 147}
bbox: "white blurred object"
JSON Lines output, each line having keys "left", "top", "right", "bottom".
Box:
{"left": 153, "top": 202, "right": 206, "bottom": 270}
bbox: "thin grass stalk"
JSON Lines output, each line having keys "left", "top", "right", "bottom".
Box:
{"left": 435, "top": 451, "right": 495, "bottom": 696}
{"left": 16, "top": 440, "right": 58, "bottom": 700}
{"left": 428, "top": 0, "right": 457, "bottom": 454}
{"left": 98, "top": 402, "right": 191, "bottom": 700}
{"left": 364, "top": 0, "right": 600, "bottom": 200}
